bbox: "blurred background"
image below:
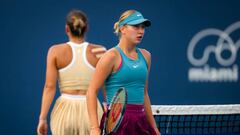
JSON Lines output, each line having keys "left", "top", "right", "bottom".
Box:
{"left": 0, "top": 0, "right": 239, "bottom": 134}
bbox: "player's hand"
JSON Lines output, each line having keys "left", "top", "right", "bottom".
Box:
{"left": 37, "top": 120, "right": 48, "bottom": 135}
{"left": 90, "top": 127, "right": 101, "bottom": 135}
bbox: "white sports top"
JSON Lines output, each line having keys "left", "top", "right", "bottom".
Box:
{"left": 58, "top": 41, "right": 95, "bottom": 91}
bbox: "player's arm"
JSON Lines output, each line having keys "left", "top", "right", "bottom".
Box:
{"left": 87, "top": 49, "right": 117, "bottom": 133}
{"left": 38, "top": 46, "right": 58, "bottom": 135}
{"left": 141, "top": 49, "right": 161, "bottom": 135}
{"left": 89, "top": 44, "right": 108, "bottom": 112}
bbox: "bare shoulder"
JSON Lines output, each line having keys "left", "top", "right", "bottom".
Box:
{"left": 96, "top": 48, "right": 119, "bottom": 64}
{"left": 96, "top": 47, "right": 119, "bottom": 70}
{"left": 47, "top": 43, "right": 69, "bottom": 60}
{"left": 138, "top": 48, "right": 151, "bottom": 60}
{"left": 101, "top": 48, "right": 119, "bottom": 61}
{"left": 48, "top": 43, "right": 68, "bottom": 53}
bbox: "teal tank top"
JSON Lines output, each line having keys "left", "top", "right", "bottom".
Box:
{"left": 105, "top": 46, "right": 148, "bottom": 104}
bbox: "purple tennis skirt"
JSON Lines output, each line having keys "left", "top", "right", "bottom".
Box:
{"left": 100, "top": 104, "right": 157, "bottom": 135}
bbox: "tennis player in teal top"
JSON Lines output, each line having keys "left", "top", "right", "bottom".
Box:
{"left": 87, "top": 9, "right": 161, "bottom": 135}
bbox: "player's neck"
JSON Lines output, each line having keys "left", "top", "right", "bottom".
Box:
{"left": 69, "top": 36, "right": 85, "bottom": 44}
{"left": 118, "top": 39, "right": 136, "bottom": 53}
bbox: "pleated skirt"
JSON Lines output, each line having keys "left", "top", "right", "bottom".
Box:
{"left": 50, "top": 94, "right": 103, "bottom": 135}
{"left": 100, "top": 104, "right": 157, "bottom": 135}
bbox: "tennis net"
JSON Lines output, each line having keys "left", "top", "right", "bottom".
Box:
{"left": 152, "top": 104, "right": 240, "bottom": 134}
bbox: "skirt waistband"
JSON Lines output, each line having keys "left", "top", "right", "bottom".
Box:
{"left": 61, "top": 94, "right": 86, "bottom": 100}
{"left": 124, "top": 104, "right": 144, "bottom": 113}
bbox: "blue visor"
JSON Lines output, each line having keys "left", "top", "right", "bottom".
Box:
{"left": 119, "top": 11, "right": 151, "bottom": 27}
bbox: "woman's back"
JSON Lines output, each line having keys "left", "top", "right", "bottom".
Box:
{"left": 53, "top": 41, "right": 105, "bottom": 94}
{"left": 38, "top": 9, "right": 106, "bottom": 135}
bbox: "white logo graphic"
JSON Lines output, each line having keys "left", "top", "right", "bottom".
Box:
{"left": 137, "top": 14, "right": 142, "bottom": 17}
{"left": 133, "top": 65, "right": 139, "bottom": 68}
{"left": 187, "top": 21, "right": 240, "bottom": 82}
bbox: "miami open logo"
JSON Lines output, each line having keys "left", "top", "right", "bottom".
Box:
{"left": 187, "top": 21, "right": 240, "bottom": 82}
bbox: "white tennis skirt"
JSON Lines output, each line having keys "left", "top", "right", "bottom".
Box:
{"left": 50, "top": 94, "right": 103, "bottom": 135}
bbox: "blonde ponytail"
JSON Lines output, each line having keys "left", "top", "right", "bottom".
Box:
{"left": 113, "top": 10, "right": 136, "bottom": 36}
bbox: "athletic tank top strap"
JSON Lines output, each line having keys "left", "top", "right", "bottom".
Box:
{"left": 115, "top": 46, "right": 126, "bottom": 59}
{"left": 136, "top": 48, "right": 148, "bottom": 68}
